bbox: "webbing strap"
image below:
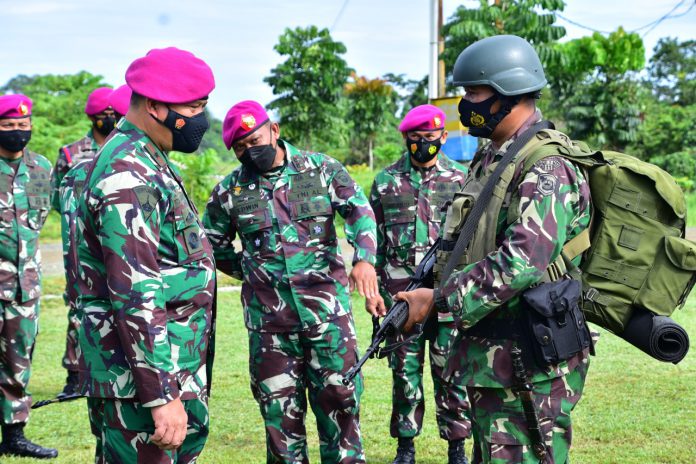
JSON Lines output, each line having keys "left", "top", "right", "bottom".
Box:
{"left": 563, "top": 228, "right": 591, "bottom": 260}
{"left": 440, "top": 121, "right": 554, "bottom": 285}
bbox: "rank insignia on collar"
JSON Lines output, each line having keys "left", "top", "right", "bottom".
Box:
{"left": 233, "top": 186, "right": 242, "bottom": 196}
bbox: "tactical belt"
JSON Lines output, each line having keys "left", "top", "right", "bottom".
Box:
{"left": 463, "top": 316, "right": 525, "bottom": 339}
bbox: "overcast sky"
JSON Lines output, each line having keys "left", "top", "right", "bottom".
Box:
{"left": 2, "top": 0, "right": 694, "bottom": 118}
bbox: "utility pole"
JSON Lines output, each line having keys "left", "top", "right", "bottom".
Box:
{"left": 428, "top": 0, "right": 444, "bottom": 100}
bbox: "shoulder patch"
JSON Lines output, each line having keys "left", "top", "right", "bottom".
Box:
{"left": 133, "top": 185, "right": 161, "bottom": 221}
{"left": 536, "top": 174, "right": 558, "bottom": 196}
{"left": 330, "top": 164, "right": 353, "bottom": 187}
{"left": 535, "top": 158, "right": 561, "bottom": 172}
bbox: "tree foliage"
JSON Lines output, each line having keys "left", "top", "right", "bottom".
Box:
{"left": 264, "top": 26, "right": 352, "bottom": 151}
{"left": 344, "top": 74, "right": 397, "bottom": 167}
{"left": 442, "top": 0, "right": 567, "bottom": 87}
{"left": 550, "top": 28, "right": 645, "bottom": 150}
{"left": 2, "top": 72, "right": 108, "bottom": 162}
{"left": 648, "top": 37, "right": 696, "bottom": 106}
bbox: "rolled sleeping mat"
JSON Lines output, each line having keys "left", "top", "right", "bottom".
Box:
{"left": 620, "top": 307, "right": 690, "bottom": 364}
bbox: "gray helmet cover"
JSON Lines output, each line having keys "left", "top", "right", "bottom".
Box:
{"left": 452, "top": 35, "right": 547, "bottom": 95}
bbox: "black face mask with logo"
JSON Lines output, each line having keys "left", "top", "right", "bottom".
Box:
{"left": 0, "top": 130, "right": 31, "bottom": 153}
{"left": 153, "top": 107, "right": 209, "bottom": 153}
{"left": 407, "top": 136, "right": 442, "bottom": 164}
{"left": 93, "top": 116, "right": 117, "bottom": 136}
{"left": 239, "top": 127, "right": 277, "bottom": 173}
{"left": 458, "top": 94, "right": 500, "bottom": 138}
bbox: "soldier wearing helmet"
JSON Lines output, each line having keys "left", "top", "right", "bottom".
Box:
{"left": 397, "top": 35, "right": 595, "bottom": 463}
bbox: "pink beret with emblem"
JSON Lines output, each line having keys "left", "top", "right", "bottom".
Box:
{"left": 109, "top": 85, "right": 132, "bottom": 116}
{"left": 125, "top": 47, "right": 215, "bottom": 104}
{"left": 84, "top": 87, "right": 113, "bottom": 115}
{"left": 0, "top": 94, "right": 32, "bottom": 118}
{"left": 222, "top": 100, "right": 270, "bottom": 149}
{"left": 398, "top": 104, "right": 446, "bottom": 132}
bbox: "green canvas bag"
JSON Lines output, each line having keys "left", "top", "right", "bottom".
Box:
{"left": 520, "top": 133, "right": 696, "bottom": 335}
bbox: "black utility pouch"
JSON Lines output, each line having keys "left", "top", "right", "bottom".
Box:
{"left": 522, "top": 279, "right": 592, "bottom": 367}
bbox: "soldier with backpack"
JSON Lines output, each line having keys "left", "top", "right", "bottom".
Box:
{"left": 397, "top": 35, "right": 596, "bottom": 463}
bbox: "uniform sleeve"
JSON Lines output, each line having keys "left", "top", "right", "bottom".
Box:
{"left": 94, "top": 172, "right": 178, "bottom": 407}
{"left": 203, "top": 181, "right": 242, "bottom": 279}
{"left": 369, "top": 178, "right": 387, "bottom": 274}
{"left": 438, "top": 156, "right": 591, "bottom": 328}
{"left": 327, "top": 161, "right": 377, "bottom": 266}
{"left": 51, "top": 149, "right": 69, "bottom": 211}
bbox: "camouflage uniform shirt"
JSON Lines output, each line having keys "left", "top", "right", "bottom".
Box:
{"left": 0, "top": 150, "right": 52, "bottom": 302}
{"left": 52, "top": 131, "right": 100, "bottom": 211}
{"left": 370, "top": 153, "right": 467, "bottom": 310}
{"left": 75, "top": 118, "right": 216, "bottom": 407}
{"left": 439, "top": 112, "right": 592, "bottom": 388}
{"left": 204, "top": 140, "right": 377, "bottom": 332}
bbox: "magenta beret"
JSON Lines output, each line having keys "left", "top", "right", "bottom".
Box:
{"left": 109, "top": 85, "right": 132, "bottom": 116}
{"left": 125, "top": 47, "right": 215, "bottom": 104}
{"left": 222, "top": 100, "right": 270, "bottom": 149}
{"left": 0, "top": 94, "right": 32, "bottom": 119}
{"left": 85, "top": 87, "right": 113, "bottom": 115}
{"left": 398, "top": 104, "right": 446, "bottom": 132}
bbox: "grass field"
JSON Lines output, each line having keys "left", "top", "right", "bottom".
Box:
{"left": 5, "top": 274, "right": 695, "bottom": 463}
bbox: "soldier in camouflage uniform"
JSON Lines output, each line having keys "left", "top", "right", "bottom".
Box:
{"left": 204, "top": 100, "right": 378, "bottom": 463}
{"left": 398, "top": 36, "right": 594, "bottom": 463}
{"left": 368, "top": 105, "right": 471, "bottom": 464}
{"left": 56, "top": 85, "right": 132, "bottom": 399}
{"left": 75, "top": 47, "right": 216, "bottom": 463}
{"left": 0, "top": 94, "right": 58, "bottom": 459}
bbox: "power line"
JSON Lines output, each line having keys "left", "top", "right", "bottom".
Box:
{"left": 555, "top": 0, "right": 695, "bottom": 37}
{"left": 331, "top": 0, "right": 351, "bottom": 32}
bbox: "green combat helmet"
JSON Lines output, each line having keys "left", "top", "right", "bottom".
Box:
{"left": 453, "top": 34, "right": 547, "bottom": 137}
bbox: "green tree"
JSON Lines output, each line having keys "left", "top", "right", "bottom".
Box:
{"left": 382, "top": 73, "right": 428, "bottom": 118}
{"left": 551, "top": 28, "right": 645, "bottom": 150}
{"left": 264, "top": 26, "right": 352, "bottom": 151}
{"left": 344, "top": 74, "right": 397, "bottom": 169}
{"left": 441, "top": 0, "right": 567, "bottom": 87}
{"left": 2, "top": 72, "right": 109, "bottom": 162}
{"left": 170, "top": 148, "right": 222, "bottom": 213}
{"left": 648, "top": 37, "right": 696, "bottom": 106}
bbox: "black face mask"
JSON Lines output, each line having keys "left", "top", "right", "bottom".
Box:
{"left": 407, "top": 136, "right": 442, "bottom": 163}
{"left": 93, "top": 116, "right": 116, "bottom": 136}
{"left": 239, "top": 128, "right": 277, "bottom": 173}
{"left": 154, "top": 107, "right": 209, "bottom": 153}
{"left": 458, "top": 93, "right": 501, "bottom": 138}
{"left": 0, "top": 130, "right": 31, "bottom": 153}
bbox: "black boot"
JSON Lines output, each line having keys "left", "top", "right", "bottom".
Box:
{"left": 0, "top": 424, "right": 58, "bottom": 459}
{"left": 392, "top": 437, "right": 416, "bottom": 464}
{"left": 448, "top": 439, "right": 468, "bottom": 464}
{"left": 57, "top": 370, "right": 80, "bottom": 399}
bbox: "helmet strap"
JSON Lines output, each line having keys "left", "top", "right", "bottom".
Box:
{"left": 480, "top": 93, "right": 521, "bottom": 136}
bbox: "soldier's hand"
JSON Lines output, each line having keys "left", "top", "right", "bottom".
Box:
{"left": 365, "top": 294, "right": 387, "bottom": 317}
{"left": 349, "top": 261, "right": 378, "bottom": 298}
{"left": 150, "top": 397, "right": 188, "bottom": 450}
{"left": 395, "top": 288, "right": 434, "bottom": 332}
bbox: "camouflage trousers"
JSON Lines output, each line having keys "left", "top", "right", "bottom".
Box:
{"left": 248, "top": 313, "right": 365, "bottom": 463}
{"left": 87, "top": 396, "right": 209, "bottom": 464}
{"left": 62, "top": 303, "right": 80, "bottom": 371}
{"left": 468, "top": 353, "right": 591, "bottom": 464}
{"left": 0, "top": 298, "right": 39, "bottom": 425}
{"left": 389, "top": 319, "right": 472, "bottom": 440}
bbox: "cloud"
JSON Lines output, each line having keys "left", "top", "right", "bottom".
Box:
{"left": 3, "top": 1, "right": 78, "bottom": 15}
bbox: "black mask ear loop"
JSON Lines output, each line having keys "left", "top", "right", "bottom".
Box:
{"left": 483, "top": 94, "right": 521, "bottom": 134}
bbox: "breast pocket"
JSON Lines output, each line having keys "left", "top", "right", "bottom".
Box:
{"left": 290, "top": 196, "right": 335, "bottom": 246}
{"left": 174, "top": 207, "right": 206, "bottom": 265}
{"left": 237, "top": 207, "right": 276, "bottom": 257}
{"left": 27, "top": 195, "right": 51, "bottom": 230}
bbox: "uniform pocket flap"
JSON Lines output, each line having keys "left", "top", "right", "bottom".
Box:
{"left": 522, "top": 279, "right": 582, "bottom": 318}
{"left": 384, "top": 208, "right": 416, "bottom": 225}
{"left": 665, "top": 236, "right": 696, "bottom": 271}
{"left": 291, "top": 197, "right": 332, "bottom": 220}
{"left": 238, "top": 209, "right": 272, "bottom": 234}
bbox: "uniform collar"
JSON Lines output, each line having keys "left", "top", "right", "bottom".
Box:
{"left": 115, "top": 118, "right": 169, "bottom": 170}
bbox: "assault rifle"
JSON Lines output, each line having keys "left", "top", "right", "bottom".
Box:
{"left": 342, "top": 239, "right": 439, "bottom": 386}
